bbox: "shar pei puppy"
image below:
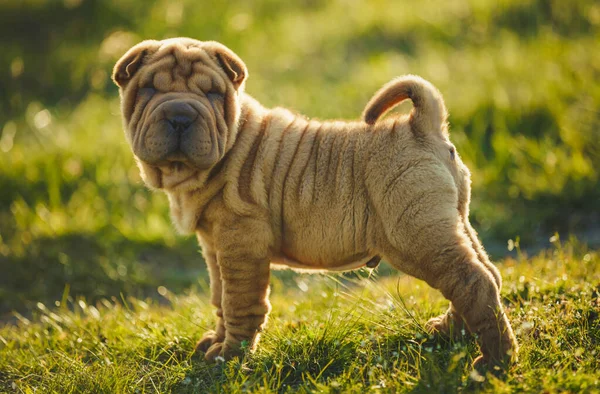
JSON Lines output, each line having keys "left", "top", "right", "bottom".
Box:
{"left": 112, "top": 37, "right": 518, "bottom": 371}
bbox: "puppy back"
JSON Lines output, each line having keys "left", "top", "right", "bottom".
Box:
{"left": 362, "top": 75, "right": 447, "bottom": 136}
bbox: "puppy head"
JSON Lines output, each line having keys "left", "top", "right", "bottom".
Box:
{"left": 112, "top": 38, "right": 247, "bottom": 188}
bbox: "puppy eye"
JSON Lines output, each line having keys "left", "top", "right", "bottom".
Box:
{"left": 207, "top": 92, "right": 223, "bottom": 102}
{"left": 138, "top": 87, "right": 156, "bottom": 97}
{"left": 133, "top": 87, "right": 155, "bottom": 113}
{"left": 449, "top": 147, "right": 455, "bottom": 160}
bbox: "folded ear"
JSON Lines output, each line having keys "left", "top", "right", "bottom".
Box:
{"left": 112, "top": 45, "right": 149, "bottom": 88}
{"left": 213, "top": 46, "right": 247, "bottom": 89}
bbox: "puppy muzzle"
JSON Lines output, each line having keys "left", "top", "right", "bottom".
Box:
{"left": 135, "top": 98, "right": 218, "bottom": 169}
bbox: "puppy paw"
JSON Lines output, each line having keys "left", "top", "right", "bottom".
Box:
{"left": 471, "top": 355, "right": 508, "bottom": 377}
{"left": 204, "top": 341, "right": 224, "bottom": 361}
{"left": 195, "top": 330, "right": 224, "bottom": 354}
{"left": 426, "top": 314, "right": 468, "bottom": 340}
{"left": 471, "top": 355, "right": 486, "bottom": 371}
{"left": 203, "top": 341, "right": 244, "bottom": 362}
{"left": 425, "top": 315, "right": 447, "bottom": 334}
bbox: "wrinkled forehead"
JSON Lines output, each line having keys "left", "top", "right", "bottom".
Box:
{"left": 137, "top": 40, "right": 227, "bottom": 94}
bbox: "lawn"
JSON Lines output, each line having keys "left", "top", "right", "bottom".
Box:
{"left": 1, "top": 239, "right": 599, "bottom": 392}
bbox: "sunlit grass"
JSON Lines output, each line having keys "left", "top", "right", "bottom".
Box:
{"left": 1, "top": 241, "right": 598, "bottom": 392}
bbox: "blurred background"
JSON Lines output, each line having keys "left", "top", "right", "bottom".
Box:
{"left": 1, "top": 0, "right": 599, "bottom": 317}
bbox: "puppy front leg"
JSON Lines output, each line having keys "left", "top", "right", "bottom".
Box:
{"left": 204, "top": 252, "right": 271, "bottom": 361}
{"left": 195, "top": 248, "right": 226, "bottom": 354}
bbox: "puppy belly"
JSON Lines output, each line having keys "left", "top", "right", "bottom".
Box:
{"left": 275, "top": 208, "right": 373, "bottom": 271}
{"left": 271, "top": 250, "right": 374, "bottom": 272}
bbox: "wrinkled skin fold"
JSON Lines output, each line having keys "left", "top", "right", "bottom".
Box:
{"left": 113, "top": 37, "right": 518, "bottom": 371}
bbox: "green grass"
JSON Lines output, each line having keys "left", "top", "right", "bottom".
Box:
{"left": 1, "top": 239, "right": 599, "bottom": 393}
{"left": 1, "top": 0, "right": 599, "bottom": 316}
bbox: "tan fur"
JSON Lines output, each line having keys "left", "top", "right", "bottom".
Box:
{"left": 113, "top": 38, "right": 518, "bottom": 370}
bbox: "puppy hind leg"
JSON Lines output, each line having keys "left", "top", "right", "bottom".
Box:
{"left": 385, "top": 232, "right": 517, "bottom": 370}
{"left": 425, "top": 304, "right": 468, "bottom": 341}
{"left": 463, "top": 216, "right": 501, "bottom": 289}
{"left": 431, "top": 241, "right": 516, "bottom": 369}
{"left": 426, "top": 217, "right": 501, "bottom": 339}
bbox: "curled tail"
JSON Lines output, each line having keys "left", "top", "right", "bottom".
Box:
{"left": 362, "top": 75, "right": 447, "bottom": 135}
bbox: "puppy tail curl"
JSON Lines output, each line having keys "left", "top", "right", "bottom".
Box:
{"left": 362, "top": 75, "right": 447, "bottom": 136}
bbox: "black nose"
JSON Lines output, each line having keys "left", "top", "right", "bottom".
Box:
{"left": 163, "top": 102, "right": 196, "bottom": 133}
{"left": 168, "top": 115, "right": 193, "bottom": 132}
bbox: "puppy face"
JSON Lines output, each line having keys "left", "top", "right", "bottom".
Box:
{"left": 112, "top": 38, "right": 247, "bottom": 180}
